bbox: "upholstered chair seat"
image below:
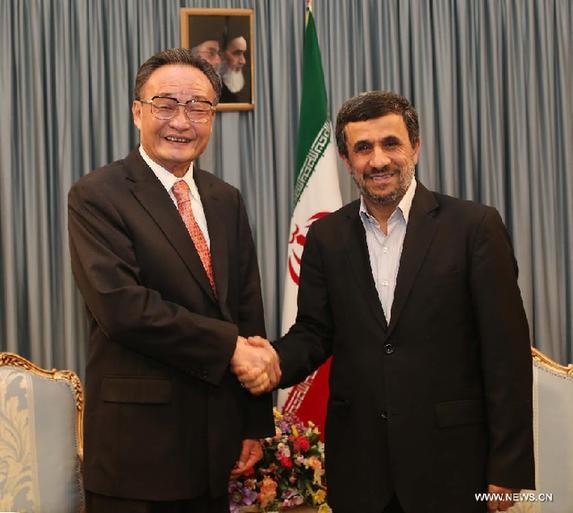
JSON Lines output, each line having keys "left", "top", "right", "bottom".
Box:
{"left": 510, "top": 348, "right": 573, "bottom": 513}
{"left": 0, "top": 352, "right": 84, "bottom": 513}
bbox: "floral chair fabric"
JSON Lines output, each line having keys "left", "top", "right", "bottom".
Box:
{"left": 510, "top": 348, "right": 573, "bottom": 513}
{"left": 0, "top": 352, "right": 84, "bottom": 513}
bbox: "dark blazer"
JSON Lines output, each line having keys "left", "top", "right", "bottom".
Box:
{"left": 68, "top": 149, "right": 273, "bottom": 501}
{"left": 277, "top": 183, "right": 534, "bottom": 513}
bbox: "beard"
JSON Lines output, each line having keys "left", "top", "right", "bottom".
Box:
{"left": 352, "top": 163, "right": 415, "bottom": 205}
{"left": 221, "top": 65, "right": 245, "bottom": 93}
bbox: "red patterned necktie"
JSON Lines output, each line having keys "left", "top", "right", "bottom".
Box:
{"left": 172, "top": 180, "right": 216, "bottom": 294}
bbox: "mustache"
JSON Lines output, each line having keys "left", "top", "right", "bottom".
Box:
{"left": 364, "top": 167, "right": 399, "bottom": 179}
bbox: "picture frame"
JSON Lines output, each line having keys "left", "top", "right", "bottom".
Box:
{"left": 181, "top": 8, "right": 254, "bottom": 112}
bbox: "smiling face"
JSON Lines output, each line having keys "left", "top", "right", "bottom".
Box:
{"left": 341, "top": 113, "right": 420, "bottom": 212}
{"left": 132, "top": 64, "right": 216, "bottom": 177}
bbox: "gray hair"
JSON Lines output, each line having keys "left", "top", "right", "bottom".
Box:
{"left": 134, "top": 48, "right": 222, "bottom": 104}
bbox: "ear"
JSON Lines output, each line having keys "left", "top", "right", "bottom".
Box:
{"left": 132, "top": 100, "right": 142, "bottom": 130}
{"left": 412, "top": 139, "right": 421, "bottom": 165}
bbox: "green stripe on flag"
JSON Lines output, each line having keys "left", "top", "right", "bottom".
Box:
{"left": 295, "top": 10, "right": 329, "bottom": 184}
{"left": 294, "top": 121, "right": 331, "bottom": 204}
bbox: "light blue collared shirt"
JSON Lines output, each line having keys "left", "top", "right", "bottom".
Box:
{"left": 139, "top": 146, "right": 210, "bottom": 248}
{"left": 359, "top": 178, "right": 417, "bottom": 322}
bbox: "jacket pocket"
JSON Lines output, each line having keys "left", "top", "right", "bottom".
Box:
{"left": 435, "top": 399, "right": 484, "bottom": 428}
{"left": 101, "top": 376, "right": 172, "bottom": 404}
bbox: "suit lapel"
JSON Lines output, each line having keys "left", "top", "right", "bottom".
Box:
{"left": 345, "top": 203, "right": 389, "bottom": 332}
{"left": 195, "top": 168, "right": 231, "bottom": 318}
{"left": 124, "top": 151, "right": 217, "bottom": 303}
{"left": 386, "top": 183, "right": 439, "bottom": 338}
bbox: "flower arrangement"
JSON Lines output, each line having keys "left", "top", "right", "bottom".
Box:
{"left": 229, "top": 409, "right": 331, "bottom": 513}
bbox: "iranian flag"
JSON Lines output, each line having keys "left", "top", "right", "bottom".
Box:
{"left": 278, "top": 1, "right": 342, "bottom": 438}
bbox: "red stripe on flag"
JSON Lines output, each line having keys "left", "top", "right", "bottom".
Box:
{"left": 282, "top": 357, "right": 331, "bottom": 440}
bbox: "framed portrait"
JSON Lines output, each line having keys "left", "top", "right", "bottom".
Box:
{"left": 181, "top": 8, "right": 254, "bottom": 112}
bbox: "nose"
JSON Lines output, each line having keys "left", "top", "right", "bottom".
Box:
{"left": 169, "top": 105, "right": 192, "bottom": 129}
{"left": 238, "top": 53, "right": 246, "bottom": 65}
{"left": 369, "top": 145, "right": 391, "bottom": 169}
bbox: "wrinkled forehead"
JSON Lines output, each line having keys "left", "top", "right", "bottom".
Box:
{"left": 142, "top": 64, "right": 215, "bottom": 101}
{"left": 227, "top": 36, "right": 247, "bottom": 52}
{"left": 196, "top": 40, "right": 221, "bottom": 52}
{"left": 344, "top": 113, "right": 410, "bottom": 141}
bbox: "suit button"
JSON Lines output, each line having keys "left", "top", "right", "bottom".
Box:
{"left": 384, "top": 343, "right": 395, "bottom": 355}
{"left": 381, "top": 410, "right": 388, "bottom": 420}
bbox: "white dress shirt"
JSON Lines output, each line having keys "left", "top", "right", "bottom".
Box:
{"left": 359, "top": 178, "right": 417, "bottom": 322}
{"left": 139, "top": 146, "right": 211, "bottom": 248}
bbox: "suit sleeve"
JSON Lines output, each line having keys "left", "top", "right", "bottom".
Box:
{"left": 68, "top": 179, "right": 238, "bottom": 386}
{"left": 235, "top": 191, "right": 266, "bottom": 339}
{"left": 234, "top": 191, "right": 274, "bottom": 438}
{"left": 470, "top": 207, "right": 535, "bottom": 489}
{"left": 276, "top": 224, "right": 333, "bottom": 387}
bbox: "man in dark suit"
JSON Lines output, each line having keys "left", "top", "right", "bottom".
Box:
{"left": 242, "top": 91, "right": 534, "bottom": 513}
{"left": 68, "top": 48, "right": 279, "bottom": 513}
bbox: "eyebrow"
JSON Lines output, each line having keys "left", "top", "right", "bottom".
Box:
{"left": 351, "top": 134, "right": 403, "bottom": 150}
{"left": 155, "top": 93, "right": 212, "bottom": 102}
{"left": 154, "top": 92, "right": 177, "bottom": 98}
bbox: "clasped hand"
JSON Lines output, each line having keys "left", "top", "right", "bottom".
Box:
{"left": 230, "top": 336, "right": 281, "bottom": 395}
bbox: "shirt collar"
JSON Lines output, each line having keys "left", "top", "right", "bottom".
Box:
{"left": 359, "top": 177, "right": 417, "bottom": 224}
{"left": 398, "top": 176, "right": 417, "bottom": 224}
{"left": 138, "top": 145, "right": 200, "bottom": 200}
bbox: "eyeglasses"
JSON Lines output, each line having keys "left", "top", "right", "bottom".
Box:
{"left": 138, "top": 96, "right": 215, "bottom": 123}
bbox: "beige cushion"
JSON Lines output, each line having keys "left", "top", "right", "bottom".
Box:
{"left": 0, "top": 355, "right": 84, "bottom": 513}
{"left": 511, "top": 350, "right": 573, "bottom": 513}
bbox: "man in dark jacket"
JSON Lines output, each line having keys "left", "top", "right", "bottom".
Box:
{"left": 69, "top": 48, "right": 278, "bottom": 513}
{"left": 242, "top": 91, "right": 534, "bottom": 513}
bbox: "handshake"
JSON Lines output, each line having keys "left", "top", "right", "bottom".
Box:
{"left": 230, "top": 336, "right": 281, "bottom": 395}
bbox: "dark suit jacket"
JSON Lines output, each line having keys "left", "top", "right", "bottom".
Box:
{"left": 68, "top": 149, "right": 273, "bottom": 501}
{"left": 277, "top": 183, "right": 534, "bottom": 513}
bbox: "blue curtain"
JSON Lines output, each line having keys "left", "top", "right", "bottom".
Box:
{"left": 1, "top": 0, "right": 572, "bottom": 371}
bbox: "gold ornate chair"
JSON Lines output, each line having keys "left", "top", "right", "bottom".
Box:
{"left": 511, "top": 348, "right": 573, "bottom": 513}
{"left": 0, "top": 352, "right": 84, "bottom": 513}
